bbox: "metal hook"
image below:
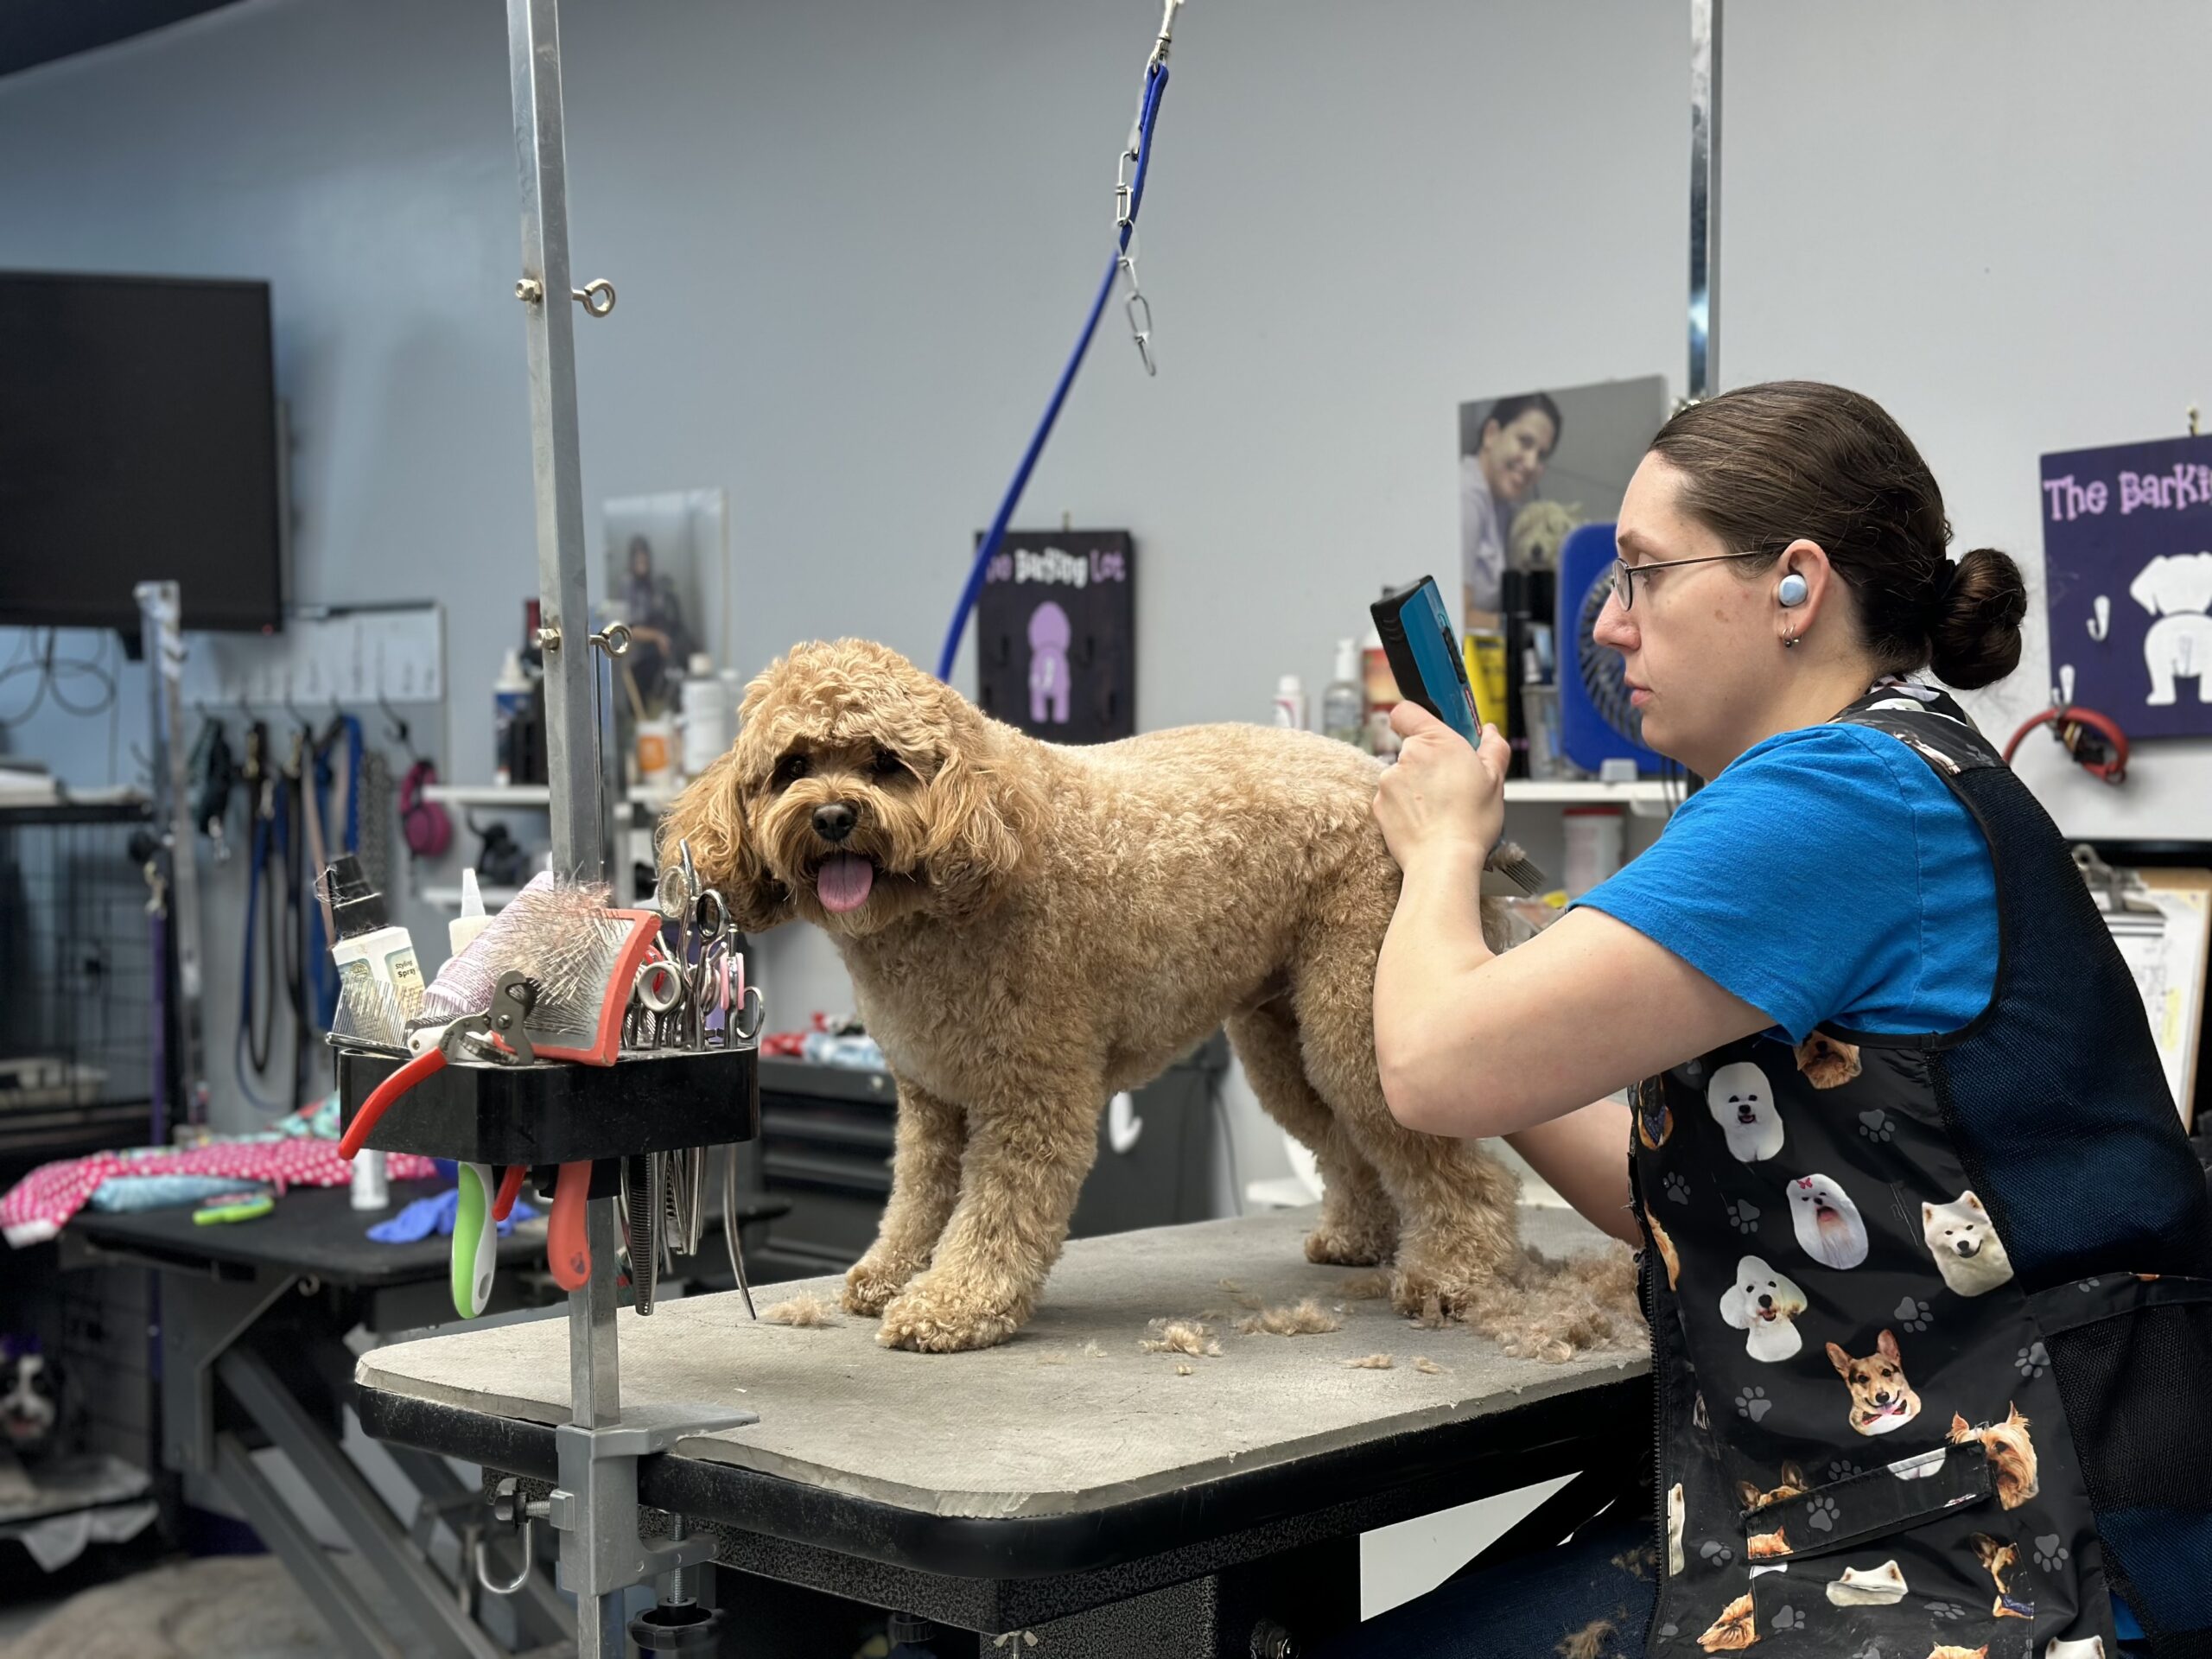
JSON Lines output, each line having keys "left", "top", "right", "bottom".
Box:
{"left": 473, "top": 1517, "right": 535, "bottom": 1597}
{"left": 375, "top": 690, "right": 416, "bottom": 758}
{"left": 573, "top": 279, "right": 616, "bottom": 318}
{"left": 1125, "top": 289, "right": 1156, "bottom": 376}
{"left": 589, "top": 622, "right": 631, "bottom": 658}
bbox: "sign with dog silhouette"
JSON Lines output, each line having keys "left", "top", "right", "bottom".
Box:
{"left": 2039, "top": 432, "right": 2212, "bottom": 737}
{"left": 974, "top": 529, "right": 1134, "bottom": 744}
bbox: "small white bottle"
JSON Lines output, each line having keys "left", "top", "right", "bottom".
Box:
{"left": 1273, "top": 674, "right": 1306, "bottom": 731}
{"left": 492, "top": 650, "right": 532, "bottom": 787}
{"left": 679, "top": 652, "right": 730, "bottom": 781}
{"left": 448, "top": 867, "right": 495, "bottom": 960}
{"left": 1321, "top": 639, "right": 1363, "bottom": 746}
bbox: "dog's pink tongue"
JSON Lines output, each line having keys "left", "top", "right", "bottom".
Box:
{"left": 817, "top": 853, "right": 875, "bottom": 913}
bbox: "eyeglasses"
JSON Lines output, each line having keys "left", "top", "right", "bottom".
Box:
{"left": 1611, "top": 552, "right": 1743, "bottom": 611}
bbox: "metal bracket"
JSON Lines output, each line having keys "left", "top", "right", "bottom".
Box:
{"left": 547, "top": 1401, "right": 756, "bottom": 1600}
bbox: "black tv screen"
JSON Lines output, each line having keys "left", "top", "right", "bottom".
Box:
{"left": 0, "top": 272, "right": 283, "bottom": 632}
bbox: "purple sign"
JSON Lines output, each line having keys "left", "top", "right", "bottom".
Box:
{"left": 2039, "top": 434, "right": 2212, "bottom": 739}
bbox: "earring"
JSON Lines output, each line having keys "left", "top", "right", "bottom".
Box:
{"left": 1783, "top": 631, "right": 1800, "bottom": 649}
{"left": 1777, "top": 572, "right": 1809, "bottom": 607}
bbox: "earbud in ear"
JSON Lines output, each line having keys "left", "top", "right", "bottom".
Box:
{"left": 1777, "top": 572, "right": 1809, "bottom": 608}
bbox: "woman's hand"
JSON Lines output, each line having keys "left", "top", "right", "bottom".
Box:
{"left": 1370, "top": 702, "right": 1509, "bottom": 876}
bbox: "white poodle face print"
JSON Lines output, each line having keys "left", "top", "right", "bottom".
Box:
{"left": 1788, "top": 1173, "right": 1869, "bottom": 1269}
{"left": 1922, "top": 1191, "right": 2014, "bottom": 1297}
{"left": 1707, "top": 1061, "right": 1785, "bottom": 1162}
{"left": 1719, "top": 1255, "right": 1808, "bottom": 1362}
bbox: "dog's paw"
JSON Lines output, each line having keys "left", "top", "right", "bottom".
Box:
{"left": 841, "top": 1256, "right": 916, "bottom": 1318}
{"left": 875, "top": 1276, "right": 1023, "bottom": 1354}
{"left": 1304, "top": 1217, "right": 1396, "bottom": 1268}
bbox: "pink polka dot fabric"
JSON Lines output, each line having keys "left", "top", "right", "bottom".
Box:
{"left": 2, "top": 1141, "right": 439, "bottom": 1248}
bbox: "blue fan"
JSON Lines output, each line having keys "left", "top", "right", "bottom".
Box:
{"left": 1554, "top": 521, "right": 1664, "bottom": 774}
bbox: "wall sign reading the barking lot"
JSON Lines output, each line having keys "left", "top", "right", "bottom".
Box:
{"left": 974, "top": 529, "right": 1135, "bottom": 744}
{"left": 2039, "top": 432, "right": 2212, "bottom": 737}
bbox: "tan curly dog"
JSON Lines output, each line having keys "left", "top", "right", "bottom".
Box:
{"left": 664, "top": 639, "right": 1630, "bottom": 1355}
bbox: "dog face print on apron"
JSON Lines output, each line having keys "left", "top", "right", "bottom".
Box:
{"left": 1632, "top": 684, "right": 2212, "bottom": 1659}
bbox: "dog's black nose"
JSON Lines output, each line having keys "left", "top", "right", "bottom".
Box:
{"left": 812, "top": 803, "right": 857, "bottom": 843}
{"left": 1757, "top": 1294, "right": 1772, "bottom": 1310}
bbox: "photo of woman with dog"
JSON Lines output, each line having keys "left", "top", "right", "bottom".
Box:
{"left": 1346, "top": 381, "right": 2212, "bottom": 1659}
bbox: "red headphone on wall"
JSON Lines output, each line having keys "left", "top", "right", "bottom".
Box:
{"left": 398, "top": 759, "right": 453, "bottom": 856}
{"left": 2003, "top": 703, "right": 2130, "bottom": 785}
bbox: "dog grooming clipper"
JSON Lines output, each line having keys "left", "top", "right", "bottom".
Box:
{"left": 1371, "top": 576, "right": 1548, "bottom": 895}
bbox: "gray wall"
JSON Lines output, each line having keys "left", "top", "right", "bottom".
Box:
{"left": 2, "top": 0, "right": 2208, "bottom": 1169}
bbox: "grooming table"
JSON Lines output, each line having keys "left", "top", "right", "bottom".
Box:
{"left": 356, "top": 1205, "right": 1651, "bottom": 1657}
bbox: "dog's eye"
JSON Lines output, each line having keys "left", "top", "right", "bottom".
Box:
{"left": 870, "top": 748, "right": 908, "bottom": 779}
{"left": 772, "top": 753, "right": 810, "bottom": 789}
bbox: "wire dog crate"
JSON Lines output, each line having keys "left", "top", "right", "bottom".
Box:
{"left": 0, "top": 801, "right": 163, "bottom": 1168}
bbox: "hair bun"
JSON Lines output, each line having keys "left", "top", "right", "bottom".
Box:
{"left": 1927, "top": 547, "right": 2027, "bottom": 690}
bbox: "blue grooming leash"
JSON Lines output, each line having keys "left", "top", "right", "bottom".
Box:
{"left": 934, "top": 53, "right": 1173, "bottom": 683}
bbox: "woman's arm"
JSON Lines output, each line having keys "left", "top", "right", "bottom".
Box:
{"left": 1371, "top": 703, "right": 1771, "bottom": 1141}
{"left": 1506, "top": 1099, "right": 1642, "bottom": 1247}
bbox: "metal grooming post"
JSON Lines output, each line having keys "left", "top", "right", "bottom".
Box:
{"left": 504, "top": 3, "right": 623, "bottom": 1651}
{"left": 1688, "top": 0, "right": 1721, "bottom": 402}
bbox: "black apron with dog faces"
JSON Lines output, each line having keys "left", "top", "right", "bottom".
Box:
{"left": 1631, "top": 684, "right": 2212, "bottom": 1659}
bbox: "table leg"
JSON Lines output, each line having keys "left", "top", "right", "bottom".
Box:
{"left": 213, "top": 1432, "right": 404, "bottom": 1659}
{"left": 218, "top": 1347, "right": 505, "bottom": 1659}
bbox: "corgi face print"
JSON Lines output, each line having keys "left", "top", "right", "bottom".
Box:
{"left": 1922, "top": 1192, "right": 2014, "bottom": 1297}
{"left": 1707, "top": 1062, "right": 1785, "bottom": 1162}
{"left": 1949, "top": 1403, "right": 2041, "bottom": 1510}
{"left": 1668, "top": 1482, "right": 1686, "bottom": 1577}
{"left": 1827, "top": 1329, "right": 1923, "bottom": 1435}
{"left": 1825, "top": 1560, "right": 1909, "bottom": 1607}
{"left": 1794, "top": 1032, "right": 1863, "bottom": 1090}
{"left": 1720, "top": 1255, "right": 1808, "bottom": 1362}
{"left": 1637, "top": 1076, "right": 1674, "bottom": 1148}
{"left": 1789, "top": 1172, "right": 1870, "bottom": 1269}
{"left": 1745, "top": 1523, "right": 1790, "bottom": 1560}
{"left": 1697, "top": 1592, "right": 1758, "bottom": 1653}
{"left": 1737, "top": 1461, "right": 1810, "bottom": 1516}
{"left": 1649, "top": 1212, "right": 1682, "bottom": 1292}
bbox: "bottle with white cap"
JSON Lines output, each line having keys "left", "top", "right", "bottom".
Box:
{"left": 1272, "top": 674, "right": 1306, "bottom": 731}
{"left": 679, "top": 652, "right": 730, "bottom": 781}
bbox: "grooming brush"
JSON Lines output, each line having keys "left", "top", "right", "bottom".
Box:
{"left": 1371, "top": 576, "right": 1552, "bottom": 896}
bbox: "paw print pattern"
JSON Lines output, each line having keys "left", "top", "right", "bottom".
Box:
{"left": 2076, "top": 1277, "right": 2102, "bottom": 1293}
{"left": 1825, "top": 1458, "right": 1863, "bottom": 1483}
{"left": 1893, "top": 1294, "right": 1933, "bottom": 1333}
{"left": 2033, "top": 1535, "right": 2070, "bottom": 1572}
{"left": 1658, "top": 1625, "right": 1681, "bottom": 1642}
{"left": 1925, "top": 1601, "right": 1969, "bottom": 1623}
{"left": 1770, "top": 1606, "right": 1803, "bottom": 1633}
{"left": 1664, "top": 1172, "right": 1693, "bottom": 1205}
{"left": 1736, "top": 1385, "right": 1773, "bottom": 1423}
{"left": 1700, "top": 1540, "right": 1736, "bottom": 1568}
{"left": 1857, "top": 1109, "right": 1896, "bottom": 1143}
{"left": 2016, "top": 1340, "right": 2050, "bottom": 1379}
{"left": 1804, "top": 1495, "right": 1840, "bottom": 1533}
{"left": 1726, "top": 1198, "right": 1763, "bottom": 1235}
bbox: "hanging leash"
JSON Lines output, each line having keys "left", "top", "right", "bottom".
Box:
{"left": 935, "top": 0, "right": 1185, "bottom": 683}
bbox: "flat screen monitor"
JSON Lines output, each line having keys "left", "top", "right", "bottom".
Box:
{"left": 0, "top": 271, "right": 283, "bottom": 632}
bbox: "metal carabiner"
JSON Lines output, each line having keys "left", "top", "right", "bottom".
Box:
{"left": 1125, "top": 288, "right": 1156, "bottom": 377}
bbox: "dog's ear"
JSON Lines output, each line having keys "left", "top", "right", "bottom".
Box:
{"left": 1949, "top": 1411, "right": 1972, "bottom": 1440}
{"left": 1963, "top": 1192, "right": 1985, "bottom": 1215}
{"left": 921, "top": 701, "right": 1046, "bottom": 920}
{"left": 1825, "top": 1340, "right": 1852, "bottom": 1377}
{"left": 1877, "top": 1328, "right": 1902, "bottom": 1363}
{"left": 659, "top": 744, "right": 793, "bottom": 933}
{"left": 1736, "top": 1479, "right": 1762, "bottom": 1512}
{"left": 1780, "top": 1461, "right": 1808, "bottom": 1491}
{"left": 2005, "top": 1402, "right": 2029, "bottom": 1429}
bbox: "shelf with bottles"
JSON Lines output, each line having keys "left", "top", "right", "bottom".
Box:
{"left": 420, "top": 781, "right": 683, "bottom": 810}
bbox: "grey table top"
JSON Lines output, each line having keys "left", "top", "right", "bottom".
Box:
{"left": 359, "top": 1205, "right": 1647, "bottom": 1522}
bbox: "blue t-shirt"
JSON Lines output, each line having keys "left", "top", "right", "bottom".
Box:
{"left": 1573, "top": 722, "right": 1999, "bottom": 1043}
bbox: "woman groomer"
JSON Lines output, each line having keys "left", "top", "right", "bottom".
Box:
{"left": 1354, "top": 383, "right": 2212, "bottom": 1659}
